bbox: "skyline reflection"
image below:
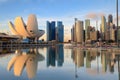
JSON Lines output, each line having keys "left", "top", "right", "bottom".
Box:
{"left": 71, "top": 48, "right": 120, "bottom": 74}
{"left": 47, "top": 44, "right": 64, "bottom": 67}
{"left": 2, "top": 46, "right": 120, "bottom": 80}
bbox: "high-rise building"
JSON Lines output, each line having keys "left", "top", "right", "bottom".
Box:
{"left": 71, "top": 25, "right": 74, "bottom": 42}
{"left": 108, "top": 14, "right": 113, "bottom": 24}
{"left": 51, "top": 21, "right": 56, "bottom": 40}
{"left": 46, "top": 21, "right": 56, "bottom": 41}
{"left": 109, "top": 23, "right": 115, "bottom": 41}
{"left": 47, "top": 21, "right": 51, "bottom": 41}
{"left": 90, "top": 31, "right": 97, "bottom": 41}
{"left": 85, "top": 19, "right": 90, "bottom": 41}
{"left": 75, "top": 20, "right": 84, "bottom": 43}
{"left": 104, "top": 14, "right": 113, "bottom": 41}
{"left": 101, "top": 16, "right": 106, "bottom": 40}
{"left": 105, "top": 30, "right": 110, "bottom": 41}
{"left": 57, "top": 21, "right": 64, "bottom": 42}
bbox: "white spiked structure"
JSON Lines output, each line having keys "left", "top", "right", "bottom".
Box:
{"left": 8, "top": 14, "right": 44, "bottom": 39}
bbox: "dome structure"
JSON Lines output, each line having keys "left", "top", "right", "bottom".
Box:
{"left": 8, "top": 14, "right": 45, "bottom": 41}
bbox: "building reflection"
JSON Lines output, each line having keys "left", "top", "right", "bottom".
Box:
{"left": 73, "top": 48, "right": 84, "bottom": 67}
{"left": 86, "top": 50, "right": 91, "bottom": 68}
{"left": 72, "top": 48, "right": 119, "bottom": 74}
{"left": 7, "top": 48, "right": 44, "bottom": 79}
{"left": 116, "top": 55, "right": 120, "bottom": 80}
{"left": 47, "top": 44, "right": 64, "bottom": 67}
{"left": 0, "top": 47, "right": 15, "bottom": 54}
{"left": 72, "top": 49, "right": 99, "bottom": 68}
{"left": 101, "top": 51, "right": 107, "bottom": 72}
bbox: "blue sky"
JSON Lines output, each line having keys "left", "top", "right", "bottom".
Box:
{"left": 0, "top": 0, "right": 120, "bottom": 40}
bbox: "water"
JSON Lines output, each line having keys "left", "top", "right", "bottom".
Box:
{"left": 0, "top": 44, "right": 119, "bottom": 80}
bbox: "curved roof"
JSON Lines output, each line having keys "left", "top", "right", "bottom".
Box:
{"left": 27, "top": 14, "right": 38, "bottom": 37}
{"left": 8, "top": 21, "right": 19, "bottom": 35}
{"left": 36, "top": 30, "right": 45, "bottom": 38}
{"left": 14, "top": 17, "right": 30, "bottom": 37}
{"left": 8, "top": 14, "right": 44, "bottom": 39}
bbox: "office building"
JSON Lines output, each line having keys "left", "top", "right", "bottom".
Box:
{"left": 110, "top": 23, "right": 115, "bottom": 41}
{"left": 85, "top": 19, "right": 90, "bottom": 41}
{"left": 46, "top": 21, "right": 56, "bottom": 41}
{"left": 108, "top": 14, "right": 113, "bottom": 24}
{"left": 75, "top": 20, "right": 84, "bottom": 43}
{"left": 57, "top": 21, "right": 64, "bottom": 42}
{"left": 101, "top": 16, "right": 106, "bottom": 40}
{"left": 89, "top": 26, "right": 97, "bottom": 41}
{"left": 71, "top": 26, "right": 74, "bottom": 42}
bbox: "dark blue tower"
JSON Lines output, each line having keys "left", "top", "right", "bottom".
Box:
{"left": 51, "top": 21, "right": 56, "bottom": 40}
{"left": 46, "top": 21, "right": 56, "bottom": 41}
{"left": 57, "top": 21, "right": 64, "bottom": 42}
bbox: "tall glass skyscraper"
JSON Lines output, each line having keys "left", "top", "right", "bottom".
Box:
{"left": 47, "top": 21, "right": 51, "bottom": 41}
{"left": 85, "top": 19, "right": 90, "bottom": 41}
{"left": 71, "top": 26, "right": 74, "bottom": 42}
{"left": 57, "top": 21, "right": 64, "bottom": 42}
{"left": 101, "top": 16, "right": 106, "bottom": 40}
{"left": 46, "top": 21, "right": 56, "bottom": 41}
{"left": 75, "top": 20, "right": 84, "bottom": 43}
{"left": 108, "top": 14, "right": 113, "bottom": 24}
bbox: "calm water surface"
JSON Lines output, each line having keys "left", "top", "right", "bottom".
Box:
{"left": 0, "top": 44, "right": 119, "bottom": 80}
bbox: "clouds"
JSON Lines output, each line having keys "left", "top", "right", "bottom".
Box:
{"left": 85, "top": 12, "right": 105, "bottom": 20}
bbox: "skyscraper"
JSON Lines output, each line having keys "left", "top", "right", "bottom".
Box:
{"left": 57, "top": 21, "right": 64, "bottom": 42}
{"left": 108, "top": 14, "right": 113, "bottom": 24}
{"left": 71, "top": 26, "right": 74, "bottom": 42}
{"left": 51, "top": 21, "right": 56, "bottom": 40}
{"left": 47, "top": 21, "right": 51, "bottom": 41}
{"left": 101, "top": 16, "right": 106, "bottom": 40}
{"left": 85, "top": 19, "right": 90, "bottom": 41}
{"left": 75, "top": 20, "right": 84, "bottom": 43}
{"left": 46, "top": 21, "right": 56, "bottom": 41}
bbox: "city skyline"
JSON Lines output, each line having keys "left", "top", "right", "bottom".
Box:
{"left": 0, "top": 0, "right": 120, "bottom": 41}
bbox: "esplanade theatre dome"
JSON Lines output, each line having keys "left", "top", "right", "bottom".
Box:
{"left": 8, "top": 14, "right": 45, "bottom": 40}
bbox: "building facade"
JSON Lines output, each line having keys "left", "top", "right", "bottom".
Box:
{"left": 57, "top": 21, "right": 64, "bottom": 42}
{"left": 101, "top": 16, "right": 106, "bottom": 40}
{"left": 46, "top": 21, "right": 56, "bottom": 41}
{"left": 75, "top": 20, "right": 84, "bottom": 43}
{"left": 85, "top": 19, "right": 90, "bottom": 41}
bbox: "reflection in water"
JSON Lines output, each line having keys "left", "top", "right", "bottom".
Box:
{"left": 72, "top": 48, "right": 119, "bottom": 75}
{"left": 7, "top": 48, "right": 44, "bottom": 79}
{"left": 47, "top": 44, "right": 64, "bottom": 67}
{"left": 3, "top": 45, "right": 120, "bottom": 80}
{"left": 86, "top": 50, "right": 91, "bottom": 68}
